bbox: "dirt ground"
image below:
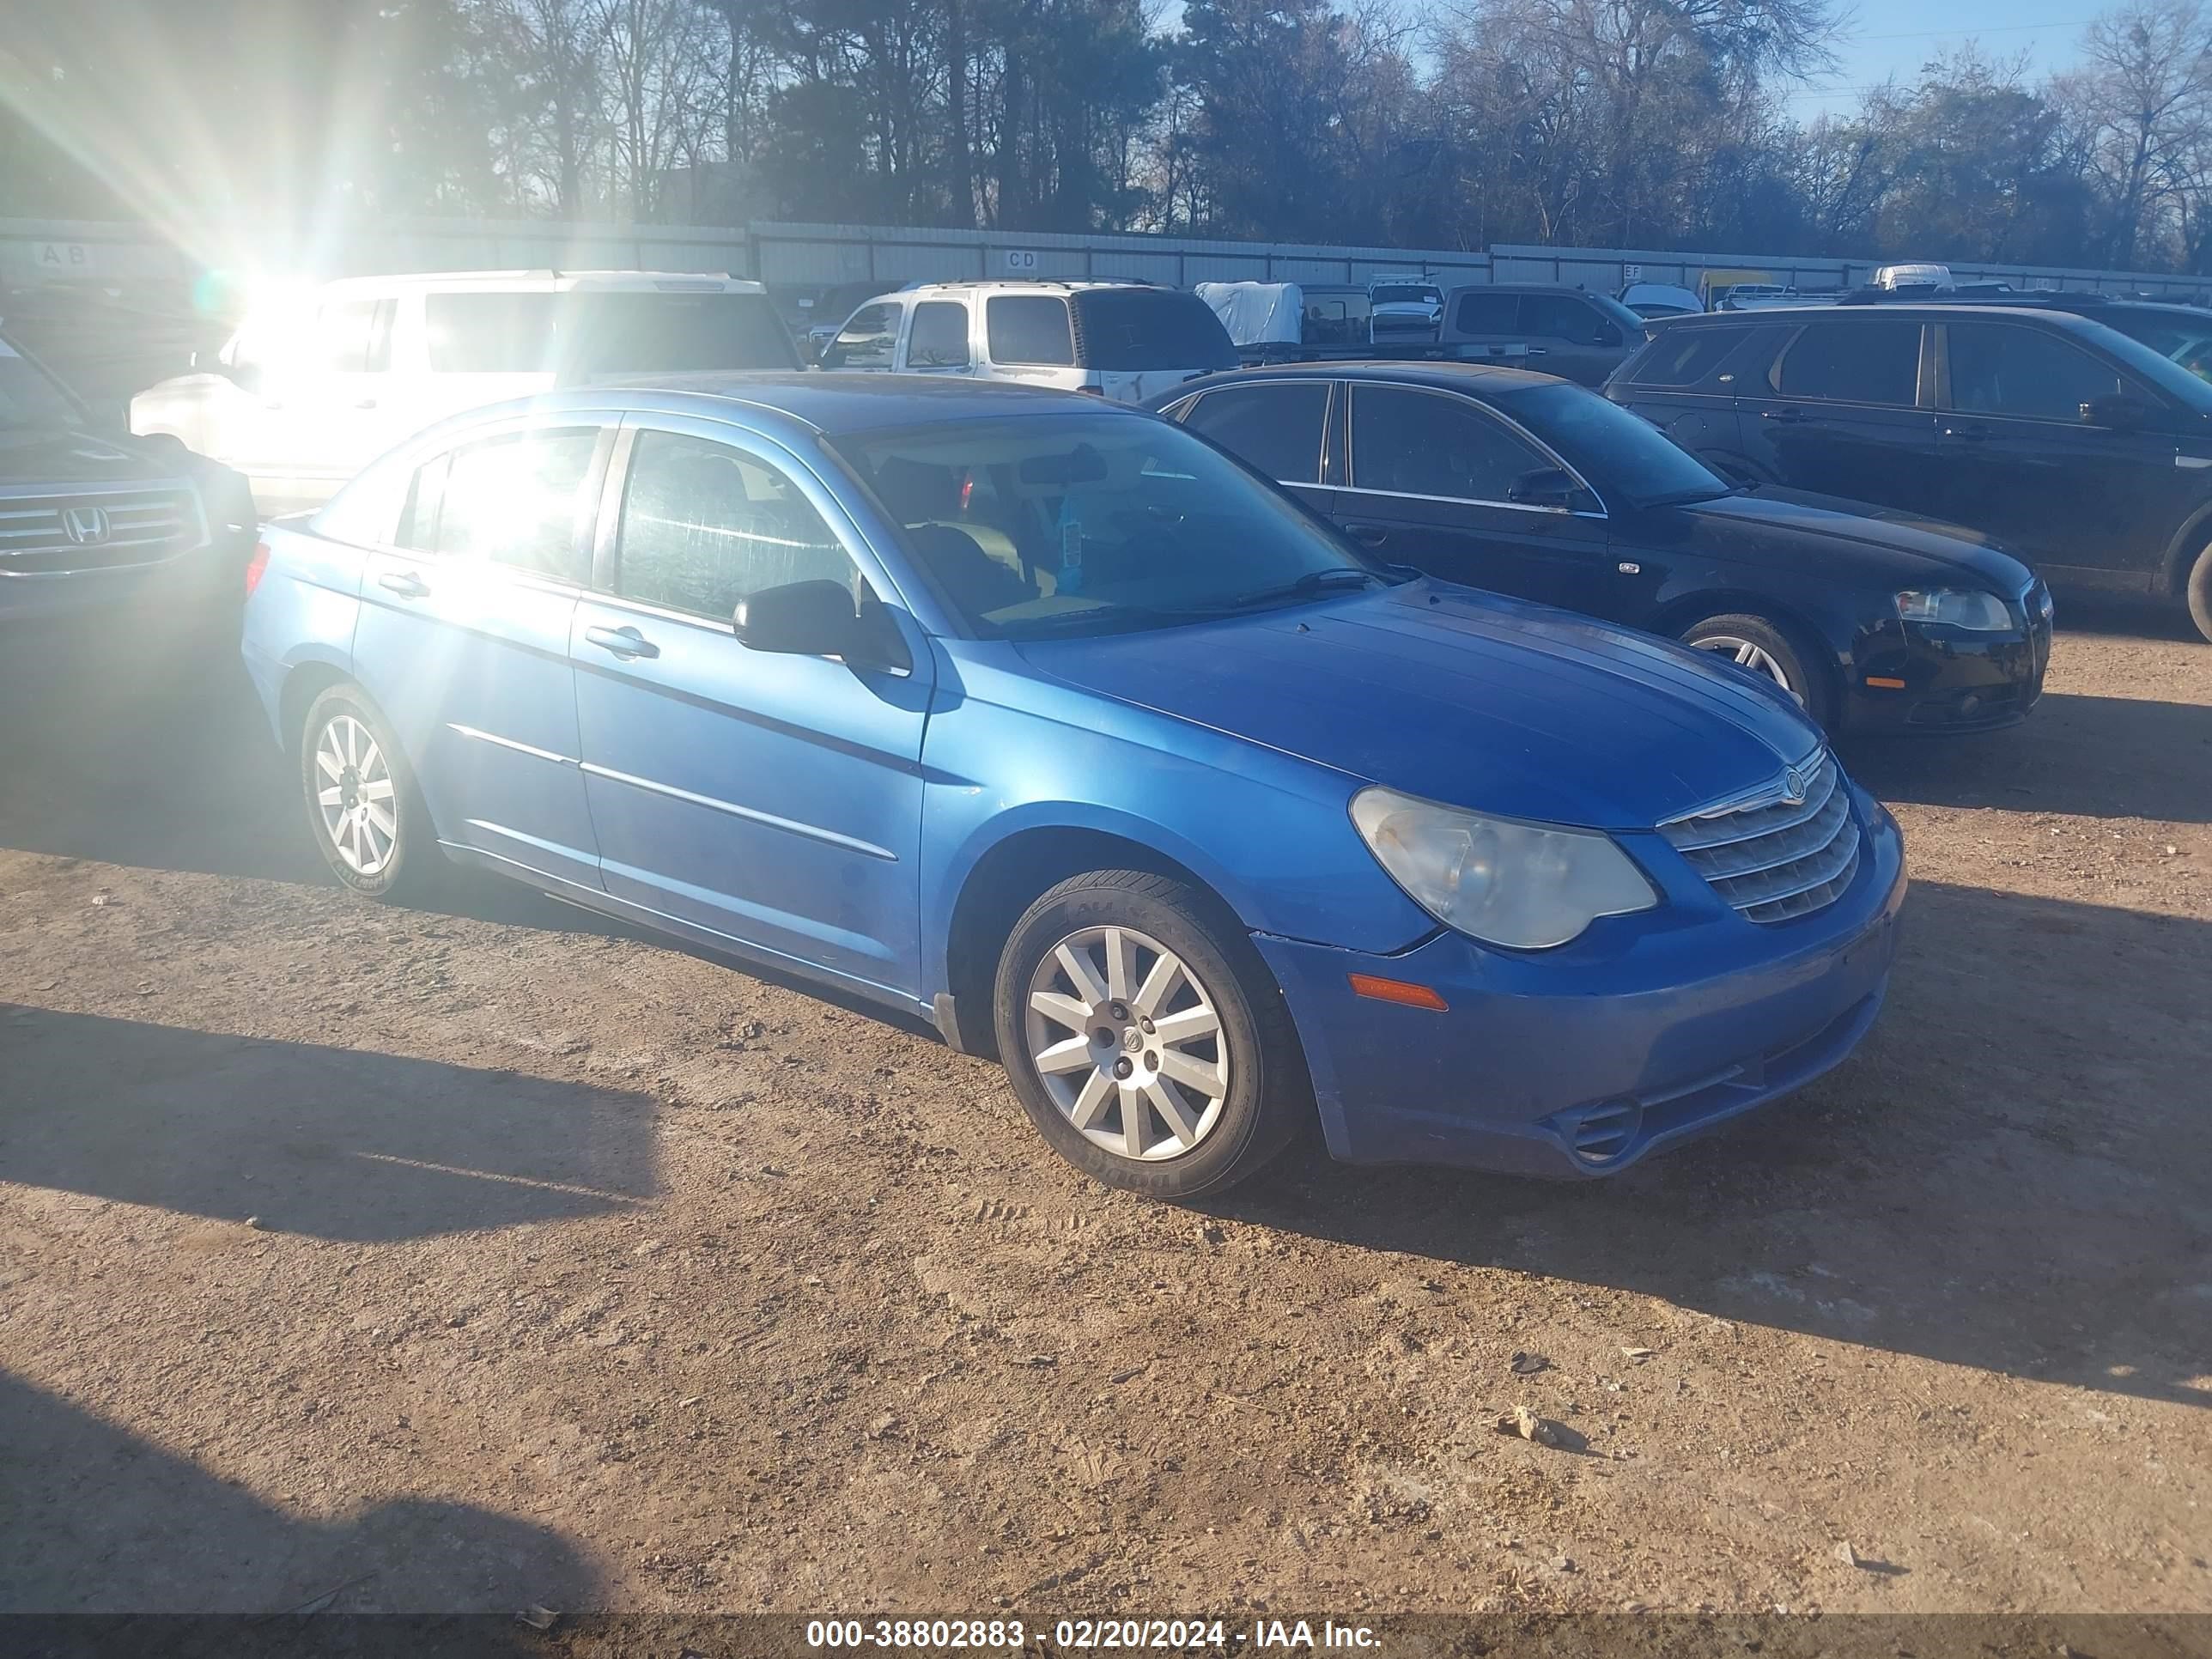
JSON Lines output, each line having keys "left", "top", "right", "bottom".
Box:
{"left": 1, "top": 596, "right": 2208, "bottom": 1620}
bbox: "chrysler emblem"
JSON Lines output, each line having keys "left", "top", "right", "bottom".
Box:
{"left": 1782, "top": 764, "right": 1810, "bottom": 805}
{"left": 61, "top": 506, "right": 112, "bottom": 546}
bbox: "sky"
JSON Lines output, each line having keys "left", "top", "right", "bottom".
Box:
{"left": 1780, "top": 3, "right": 2100, "bottom": 118}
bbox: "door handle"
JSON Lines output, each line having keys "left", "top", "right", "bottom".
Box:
{"left": 1943, "top": 422, "right": 1990, "bottom": 442}
{"left": 352, "top": 398, "right": 379, "bottom": 410}
{"left": 586, "top": 623, "right": 659, "bottom": 660}
{"left": 1522, "top": 346, "right": 1548, "bottom": 357}
{"left": 377, "top": 570, "right": 428, "bottom": 599}
{"left": 1340, "top": 522, "right": 1391, "bottom": 547}
{"left": 1762, "top": 406, "right": 1811, "bottom": 424}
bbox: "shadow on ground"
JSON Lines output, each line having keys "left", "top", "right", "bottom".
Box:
{"left": 0, "top": 1369, "right": 592, "bottom": 1618}
{"left": 1218, "top": 878, "right": 2212, "bottom": 1411}
{"left": 0, "top": 1004, "right": 660, "bottom": 1242}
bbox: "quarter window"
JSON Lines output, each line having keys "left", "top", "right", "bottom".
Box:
{"left": 615, "top": 432, "right": 854, "bottom": 621}
{"left": 823, "top": 304, "right": 898, "bottom": 370}
{"left": 1775, "top": 320, "right": 1922, "bottom": 405}
{"left": 1351, "top": 385, "right": 1551, "bottom": 501}
{"left": 1179, "top": 383, "right": 1329, "bottom": 484}
{"left": 986, "top": 295, "right": 1075, "bottom": 366}
{"left": 906, "top": 301, "right": 970, "bottom": 368}
{"left": 1948, "top": 324, "right": 2127, "bottom": 421}
{"left": 398, "top": 428, "right": 600, "bottom": 582}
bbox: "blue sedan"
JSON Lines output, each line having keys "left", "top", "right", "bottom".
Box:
{"left": 241, "top": 374, "right": 1907, "bottom": 1198}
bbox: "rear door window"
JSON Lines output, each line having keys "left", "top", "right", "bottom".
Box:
{"left": 1180, "top": 382, "right": 1330, "bottom": 484}
{"left": 558, "top": 290, "right": 798, "bottom": 374}
{"left": 986, "top": 295, "right": 1075, "bottom": 367}
{"left": 424, "top": 293, "right": 559, "bottom": 371}
{"left": 906, "top": 301, "right": 971, "bottom": 368}
{"left": 1948, "top": 323, "right": 2127, "bottom": 421}
{"left": 398, "top": 427, "right": 600, "bottom": 583}
{"left": 1068, "top": 289, "right": 1238, "bottom": 370}
{"left": 314, "top": 300, "right": 391, "bottom": 374}
{"left": 1351, "top": 385, "right": 1551, "bottom": 501}
{"left": 1452, "top": 292, "right": 1522, "bottom": 334}
{"left": 1775, "top": 320, "right": 1923, "bottom": 405}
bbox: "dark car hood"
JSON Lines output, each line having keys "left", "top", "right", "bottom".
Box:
{"left": 1014, "top": 581, "right": 1822, "bottom": 830}
{"left": 1683, "top": 487, "right": 2033, "bottom": 592}
{"left": 0, "top": 426, "right": 207, "bottom": 486}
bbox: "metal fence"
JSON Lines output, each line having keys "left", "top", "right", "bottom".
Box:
{"left": 4, "top": 215, "right": 2207, "bottom": 303}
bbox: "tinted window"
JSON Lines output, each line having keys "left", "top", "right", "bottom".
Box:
{"left": 1302, "top": 291, "right": 1369, "bottom": 346}
{"left": 616, "top": 432, "right": 854, "bottom": 620}
{"left": 833, "top": 413, "right": 1382, "bottom": 640}
{"left": 1524, "top": 295, "right": 1609, "bottom": 344}
{"left": 987, "top": 295, "right": 1075, "bottom": 366}
{"left": 824, "top": 303, "right": 898, "bottom": 370}
{"left": 425, "top": 293, "right": 559, "bottom": 371}
{"left": 1949, "top": 324, "right": 2126, "bottom": 420}
{"left": 1351, "top": 385, "right": 1549, "bottom": 501}
{"left": 1499, "top": 383, "right": 1729, "bottom": 506}
{"left": 1626, "top": 325, "right": 1763, "bottom": 387}
{"left": 2105, "top": 312, "right": 2212, "bottom": 381}
{"left": 1181, "top": 383, "right": 1329, "bottom": 483}
{"left": 403, "top": 428, "right": 599, "bottom": 581}
{"left": 1070, "top": 290, "right": 1238, "bottom": 370}
{"left": 1452, "top": 292, "right": 1522, "bottom": 334}
{"left": 1776, "top": 320, "right": 1921, "bottom": 404}
{"left": 559, "top": 291, "right": 798, "bottom": 374}
{"left": 907, "top": 301, "right": 970, "bottom": 368}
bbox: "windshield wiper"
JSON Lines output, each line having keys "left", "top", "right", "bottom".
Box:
{"left": 1193, "top": 567, "right": 1384, "bottom": 614}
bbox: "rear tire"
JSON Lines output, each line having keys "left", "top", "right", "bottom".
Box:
{"left": 992, "top": 870, "right": 1306, "bottom": 1200}
{"left": 298, "top": 685, "right": 441, "bottom": 902}
{"left": 1681, "top": 611, "right": 1834, "bottom": 731}
{"left": 2187, "top": 544, "right": 2212, "bottom": 643}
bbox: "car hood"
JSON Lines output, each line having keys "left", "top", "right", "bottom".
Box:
{"left": 0, "top": 425, "right": 203, "bottom": 485}
{"left": 1014, "top": 581, "right": 1823, "bottom": 830}
{"left": 1681, "top": 487, "right": 2033, "bottom": 592}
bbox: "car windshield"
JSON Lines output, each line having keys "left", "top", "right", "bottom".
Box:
{"left": 1370, "top": 285, "right": 1440, "bottom": 307}
{"left": 1498, "top": 381, "right": 1732, "bottom": 506}
{"left": 2103, "top": 312, "right": 2212, "bottom": 383}
{"left": 833, "top": 412, "right": 1390, "bottom": 640}
{"left": 0, "top": 337, "right": 86, "bottom": 429}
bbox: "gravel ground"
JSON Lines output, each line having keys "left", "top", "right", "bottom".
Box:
{"left": 1, "top": 597, "right": 2207, "bottom": 1619}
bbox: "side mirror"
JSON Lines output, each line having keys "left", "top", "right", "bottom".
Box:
{"left": 734, "top": 579, "right": 864, "bottom": 657}
{"left": 1507, "top": 466, "right": 1580, "bottom": 512}
{"left": 2081, "top": 392, "right": 2152, "bottom": 430}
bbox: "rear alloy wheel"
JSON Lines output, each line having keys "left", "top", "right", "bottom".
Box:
{"left": 1681, "top": 612, "right": 1832, "bottom": 730}
{"left": 994, "top": 870, "right": 1305, "bottom": 1199}
{"left": 300, "top": 685, "right": 440, "bottom": 901}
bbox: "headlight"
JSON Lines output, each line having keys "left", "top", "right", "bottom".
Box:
{"left": 1350, "top": 787, "right": 1658, "bottom": 951}
{"left": 1895, "top": 587, "right": 2012, "bottom": 629}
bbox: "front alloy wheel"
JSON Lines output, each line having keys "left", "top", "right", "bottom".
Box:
{"left": 1024, "top": 924, "right": 1231, "bottom": 1161}
{"left": 1691, "top": 632, "right": 1796, "bottom": 696}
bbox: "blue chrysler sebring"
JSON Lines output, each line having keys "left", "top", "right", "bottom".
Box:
{"left": 242, "top": 374, "right": 1906, "bottom": 1199}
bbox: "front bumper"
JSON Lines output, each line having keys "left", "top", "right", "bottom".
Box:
{"left": 1253, "top": 794, "right": 1907, "bottom": 1178}
{"left": 1843, "top": 596, "right": 2051, "bottom": 734}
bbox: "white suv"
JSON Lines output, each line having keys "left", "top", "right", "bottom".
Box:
{"left": 131, "top": 270, "right": 799, "bottom": 515}
{"left": 816, "top": 280, "right": 1237, "bottom": 405}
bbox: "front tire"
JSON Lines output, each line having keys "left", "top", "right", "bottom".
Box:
{"left": 1681, "top": 611, "right": 1833, "bottom": 730}
{"left": 2187, "top": 543, "right": 2212, "bottom": 643}
{"left": 992, "top": 870, "right": 1306, "bottom": 1200}
{"left": 299, "top": 685, "right": 440, "bottom": 901}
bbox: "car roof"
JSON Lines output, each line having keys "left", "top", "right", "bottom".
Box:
{"left": 531, "top": 371, "right": 1131, "bottom": 435}
{"left": 1650, "top": 303, "right": 2122, "bottom": 337}
{"left": 1173, "top": 361, "right": 1563, "bottom": 395}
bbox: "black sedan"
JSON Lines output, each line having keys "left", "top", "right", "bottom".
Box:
{"left": 1150, "top": 363, "right": 2051, "bottom": 735}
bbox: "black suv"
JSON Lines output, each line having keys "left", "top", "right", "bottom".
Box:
{"left": 1, "top": 323, "right": 256, "bottom": 643}
{"left": 1606, "top": 303, "right": 2212, "bottom": 640}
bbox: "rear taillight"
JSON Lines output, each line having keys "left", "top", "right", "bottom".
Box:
{"left": 1077, "top": 383, "right": 1105, "bottom": 395}
{"left": 244, "top": 540, "right": 270, "bottom": 597}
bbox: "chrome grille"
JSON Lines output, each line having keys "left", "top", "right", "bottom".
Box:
{"left": 0, "top": 486, "right": 206, "bottom": 574}
{"left": 1662, "top": 750, "right": 1861, "bottom": 924}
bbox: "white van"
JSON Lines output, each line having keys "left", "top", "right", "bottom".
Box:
{"left": 816, "top": 280, "right": 1238, "bottom": 404}
{"left": 131, "top": 270, "right": 799, "bottom": 514}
